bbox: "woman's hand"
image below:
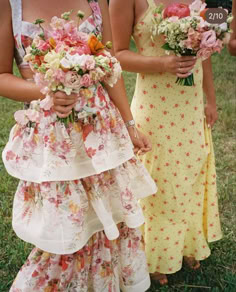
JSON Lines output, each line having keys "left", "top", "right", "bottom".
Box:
{"left": 162, "top": 55, "right": 197, "bottom": 78}
{"left": 204, "top": 103, "right": 218, "bottom": 128}
{"left": 127, "top": 127, "right": 152, "bottom": 155}
{"left": 52, "top": 91, "right": 77, "bottom": 118}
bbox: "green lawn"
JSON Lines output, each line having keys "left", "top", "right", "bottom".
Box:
{"left": 0, "top": 50, "right": 236, "bottom": 291}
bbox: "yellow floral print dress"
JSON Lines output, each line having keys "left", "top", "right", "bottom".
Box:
{"left": 131, "top": 0, "right": 222, "bottom": 274}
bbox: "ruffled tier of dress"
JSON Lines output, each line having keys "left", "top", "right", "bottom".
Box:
{"left": 2, "top": 84, "right": 135, "bottom": 183}
{"left": 12, "top": 156, "right": 157, "bottom": 254}
{"left": 10, "top": 224, "right": 151, "bottom": 292}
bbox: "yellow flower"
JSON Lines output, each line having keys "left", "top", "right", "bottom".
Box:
{"left": 44, "top": 50, "right": 61, "bottom": 69}
{"left": 69, "top": 201, "right": 79, "bottom": 214}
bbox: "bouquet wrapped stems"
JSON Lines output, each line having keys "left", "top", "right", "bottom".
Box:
{"left": 175, "top": 51, "right": 196, "bottom": 87}
{"left": 176, "top": 72, "right": 194, "bottom": 86}
{"left": 58, "top": 108, "right": 76, "bottom": 126}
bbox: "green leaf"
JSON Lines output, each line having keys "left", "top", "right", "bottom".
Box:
{"left": 162, "top": 43, "right": 173, "bottom": 51}
{"left": 34, "top": 18, "right": 45, "bottom": 25}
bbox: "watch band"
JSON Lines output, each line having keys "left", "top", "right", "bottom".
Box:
{"left": 125, "top": 119, "right": 135, "bottom": 128}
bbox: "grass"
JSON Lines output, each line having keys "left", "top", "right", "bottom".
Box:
{"left": 0, "top": 49, "right": 236, "bottom": 291}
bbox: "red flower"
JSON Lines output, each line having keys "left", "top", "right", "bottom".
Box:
{"left": 82, "top": 124, "right": 94, "bottom": 141}
{"left": 86, "top": 147, "right": 97, "bottom": 158}
{"left": 163, "top": 3, "right": 190, "bottom": 19}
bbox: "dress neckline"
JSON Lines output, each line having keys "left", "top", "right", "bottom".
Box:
{"left": 134, "top": 0, "right": 159, "bottom": 30}
{"left": 21, "top": 14, "right": 95, "bottom": 33}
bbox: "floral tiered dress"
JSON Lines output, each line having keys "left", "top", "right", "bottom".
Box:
{"left": 3, "top": 0, "right": 157, "bottom": 291}
{"left": 131, "top": 0, "right": 222, "bottom": 274}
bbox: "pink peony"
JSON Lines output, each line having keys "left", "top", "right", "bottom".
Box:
{"left": 163, "top": 3, "right": 190, "bottom": 19}
{"left": 64, "top": 71, "right": 81, "bottom": 90}
{"left": 80, "top": 74, "right": 93, "bottom": 87}
{"left": 52, "top": 69, "right": 66, "bottom": 83}
{"left": 200, "top": 30, "right": 217, "bottom": 48}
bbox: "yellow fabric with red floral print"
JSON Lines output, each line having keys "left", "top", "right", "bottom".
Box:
{"left": 131, "top": 0, "right": 222, "bottom": 274}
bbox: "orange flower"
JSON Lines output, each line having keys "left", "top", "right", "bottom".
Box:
{"left": 88, "top": 35, "right": 105, "bottom": 55}
{"left": 49, "top": 37, "right": 56, "bottom": 48}
{"left": 200, "top": 8, "right": 208, "bottom": 20}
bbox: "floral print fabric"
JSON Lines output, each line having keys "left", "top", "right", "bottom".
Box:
{"left": 10, "top": 224, "right": 151, "bottom": 292}
{"left": 131, "top": 0, "right": 222, "bottom": 274}
{"left": 12, "top": 158, "right": 156, "bottom": 254}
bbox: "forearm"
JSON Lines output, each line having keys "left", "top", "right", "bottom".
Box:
{"left": 228, "top": 39, "right": 236, "bottom": 56}
{"left": 202, "top": 58, "right": 216, "bottom": 105}
{"left": 0, "top": 73, "right": 44, "bottom": 102}
{"left": 116, "top": 49, "right": 165, "bottom": 74}
{"left": 104, "top": 77, "right": 133, "bottom": 123}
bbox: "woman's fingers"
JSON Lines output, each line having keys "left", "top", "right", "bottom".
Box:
{"left": 53, "top": 92, "right": 77, "bottom": 106}
{"left": 179, "top": 60, "right": 197, "bottom": 68}
{"left": 53, "top": 104, "right": 75, "bottom": 116}
{"left": 178, "top": 56, "right": 197, "bottom": 62}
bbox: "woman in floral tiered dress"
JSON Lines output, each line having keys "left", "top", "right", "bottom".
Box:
{"left": 0, "top": 0, "right": 157, "bottom": 291}
{"left": 110, "top": 0, "right": 222, "bottom": 285}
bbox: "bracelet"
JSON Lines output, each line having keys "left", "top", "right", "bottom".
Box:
{"left": 125, "top": 120, "right": 139, "bottom": 139}
{"left": 125, "top": 119, "right": 135, "bottom": 128}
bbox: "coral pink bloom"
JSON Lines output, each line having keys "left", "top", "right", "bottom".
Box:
{"left": 38, "top": 40, "right": 50, "bottom": 51}
{"left": 184, "top": 28, "right": 201, "bottom": 49}
{"left": 197, "top": 47, "right": 212, "bottom": 60}
{"left": 163, "top": 3, "right": 190, "bottom": 19}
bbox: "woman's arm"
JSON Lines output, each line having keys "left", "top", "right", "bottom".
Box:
{"left": 97, "top": 0, "right": 151, "bottom": 152}
{"left": 228, "top": 0, "right": 236, "bottom": 56}
{"left": 109, "top": 0, "right": 196, "bottom": 77}
{"left": 0, "top": 0, "right": 44, "bottom": 102}
{"left": 202, "top": 57, "right": 218, "bottom": 127}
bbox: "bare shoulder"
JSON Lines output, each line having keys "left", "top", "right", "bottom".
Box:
{"left": 0, "top": 0, "right": 14, "bottom": 74}
{"left": 0, "top": 0, "right": 12, "bottom": 15}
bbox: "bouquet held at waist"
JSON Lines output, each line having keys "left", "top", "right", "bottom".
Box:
{"left": 151, "top": 0, "right": 233, "bottom": 86}
{"left": 18, "top": 10, "right": 121, "bottom": 125}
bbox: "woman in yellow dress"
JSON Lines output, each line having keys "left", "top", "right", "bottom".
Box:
{"left": 110, "top": 0, "right": 222, "bottom": 285}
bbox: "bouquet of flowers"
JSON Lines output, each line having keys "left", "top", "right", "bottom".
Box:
{"left": 151, "top": 0, "right": 233, "bottom": 86}
{"left": 23, "top": 10, "right": 122, "bottom": 123}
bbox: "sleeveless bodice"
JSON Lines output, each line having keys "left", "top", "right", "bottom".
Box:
{"left": 9, "top": 0, "right": 102, "bottom": 67}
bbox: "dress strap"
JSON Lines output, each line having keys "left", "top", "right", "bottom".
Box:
{"left": 147, "top": 0, "right": 156, "bottom": 7}
{"left": 87, "top": 0, "right": 103, "bottom": 33}
{"left": 9, "top": 0, "right": 25, "bottom": 59}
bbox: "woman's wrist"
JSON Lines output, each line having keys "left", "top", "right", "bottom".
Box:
{"left": 149, "top": 56, "right": 165, "bottom": 74}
